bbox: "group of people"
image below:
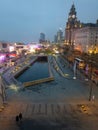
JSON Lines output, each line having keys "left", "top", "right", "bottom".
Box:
{"left": 16, "top": 113, "right": 22, "bottom": 123}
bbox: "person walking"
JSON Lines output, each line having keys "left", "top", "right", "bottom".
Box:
{"left": 16, "top": 115, "right": 19, "bottom": 124}
{"left": 19, "top": 113, "right": 22, "bottom": 121}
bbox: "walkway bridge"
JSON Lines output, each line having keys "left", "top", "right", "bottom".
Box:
{"left": 23, "top": 77, "right": 54, "bottom": 87}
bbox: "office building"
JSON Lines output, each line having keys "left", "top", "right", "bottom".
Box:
{"left": 39, "top": 33, "right": 45, "bottom": 43}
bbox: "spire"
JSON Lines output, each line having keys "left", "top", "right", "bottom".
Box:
{"left": 70, "top": 2, "right": 76, "bottom": 16}
{"left": 72, "top": 1, "right": 74, "bottom": 6}
{"left": 66, "top": 3, "right": 81, "bottom": 29}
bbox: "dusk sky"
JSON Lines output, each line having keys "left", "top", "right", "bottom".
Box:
{"left": 0, "top": 0, "right": 98, "bottom": 43}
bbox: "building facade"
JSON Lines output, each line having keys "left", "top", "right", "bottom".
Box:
{"left": 65, "top": 3, "right": 98, "bottom": 53}
{"left": 74, "top": 26, "right": 98, "bottom": 53}
{"left": 57, "top": 29, "right": 63, "bottom": 43}
{"left": 54, "top": 35, "right": 57, "bottom": 43}
{"left": 65, "top": 3, "right": 81, "bottom": 47}
{"left": 39, "top": 33, "right": 45, "bottom": 43}
{"left": 0, "top": 42, "right": 9, "bottom": 52}
{"left": 54, "top": 28, "right": 63, "bottom": 44}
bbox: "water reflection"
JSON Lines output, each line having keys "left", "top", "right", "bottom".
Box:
{"left": 17, "top": 61, "right": 49, "bottom": 83}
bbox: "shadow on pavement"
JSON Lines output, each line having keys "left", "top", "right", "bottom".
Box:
{"left": 18, "top": 118, "right": 66, "bottom": 130}
{"left": 17, "top": 116, "right": 82, "bottom": 130}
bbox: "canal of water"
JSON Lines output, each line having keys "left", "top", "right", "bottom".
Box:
{"left": 16, "top": 60, "right": 49, "bottom": 83}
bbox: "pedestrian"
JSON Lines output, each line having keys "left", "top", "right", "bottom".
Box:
{"left": 16, "top": 115, "right": 19, "bottom": 123}
{"left": 19, "top": 113, "right": 22, "bottom": 121}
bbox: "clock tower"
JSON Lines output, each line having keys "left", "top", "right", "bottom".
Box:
{"left": 68, "top": 3, "right": 76, "bottom": 19}
{"left": 65, "top": 3, "right": 81, "bottom": 48}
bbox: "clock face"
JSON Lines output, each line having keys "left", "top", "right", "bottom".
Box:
{"left": 72, "top": 15, "right": 75, "bottom": 18}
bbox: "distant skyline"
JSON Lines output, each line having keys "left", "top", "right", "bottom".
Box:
{"left": 0, "top": 0, "right": 98, "bottom": 43}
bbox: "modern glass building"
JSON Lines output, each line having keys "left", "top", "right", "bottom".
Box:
{"left": 39, "top": 33, "right": 45, "bottom": 43}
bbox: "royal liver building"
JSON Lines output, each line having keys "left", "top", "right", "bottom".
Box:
{"left": 65, "top": 3, "right": 98, "bottom": 54}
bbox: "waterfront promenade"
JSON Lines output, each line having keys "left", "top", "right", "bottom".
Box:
{"left": 1, "top": 98, "right": 98, "bottom": 130}
{"left": 0, "top": 55, "right": 98, "bottom": 130}
{"left": 2, "top": 56, "right": 37, "bottom": 86}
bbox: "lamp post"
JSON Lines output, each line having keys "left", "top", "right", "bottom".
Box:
{"left": 88, "top": 60, "right": 94, "bottom": 101}
{"left": 73, "top": 60, "right": 77, "bottom": 79}
{"left": 89, "top": 81, "right": 93, "bottom": 101}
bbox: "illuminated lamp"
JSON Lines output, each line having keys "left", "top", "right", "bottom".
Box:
{"left": 9, "top": 46, "right": 15, "bottom": 52}
{"left": 0, "top": 55, "right": 5, "bottom": 61}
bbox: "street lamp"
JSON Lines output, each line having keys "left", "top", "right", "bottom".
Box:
{"left": 89, "top": 81, "right": 93, "bottom": 101}
{"left": 88, "top": 60, "right": 95, "bottom": 101}
{"left": 73, "top": 60, "right": 77, "bottom": 79}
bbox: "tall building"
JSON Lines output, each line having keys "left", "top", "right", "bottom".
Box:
{"left": 54, "top": 35, "right": 57, "bottom": 43}
{"left": 54, "top": 28, "right": 63, "bottom": 43}
{"left": 57, "top": 28, "right": 63, "bottom": 43}
{"left": 65, "top": 3, "right": 81, "bottom": 47}
{"left": 65, "top": 3, "right": 98, "bottom": 53}
{"left": 39, "top": 33, "right": 45, "bottom": 43}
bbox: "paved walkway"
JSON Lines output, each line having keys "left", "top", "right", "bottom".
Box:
{"left": 1, "top": 55, "right": 98, "bottom": 130}
{"left": 0, "top": 100, "right": 98, "bottom": 130}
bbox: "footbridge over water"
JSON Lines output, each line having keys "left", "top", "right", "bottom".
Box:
{"left": 23, "top": 77, "right": 54, "bottom": 87}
